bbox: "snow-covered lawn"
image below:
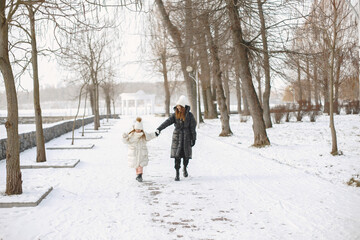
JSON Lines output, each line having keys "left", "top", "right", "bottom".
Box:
{"left": 0, "top": 115, "right": 359, "bottom": 239}
{"left": 201, "top": 114, "right": 360, "bottom": 187}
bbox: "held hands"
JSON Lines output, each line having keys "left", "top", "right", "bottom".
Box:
{"left": 122, "top": 133, "right": 128, "bottom": 138}
{"left": 191, "top": 140, "right": 196, "bottom": 147}
{"left": 155, "top": 129, "right": 160, "bottom": 136}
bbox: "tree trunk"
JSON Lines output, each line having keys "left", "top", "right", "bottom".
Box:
{"left": 242, "top": 85, "right": 250, "bottom": 115}
{"left": 155, "top": 0, "right": 197, "bottom": 121}
{"left": 334, "top": 53, "right": 342, "bottom": 114}
{"left": 314, "top": 60, "right": 319, "bottom": 106}
{"left": 72, "top": 85, "right": 85, "bottom": 145}
{"left": 223, "top": 69, "right": 231, "bottom": 113}
{"left": 94, "top": 83, "right": 100, "bottom": 130}
{"left": 235, "top": 65, "right": 242, "bottom": 114}
{"left": 257, "top": 0, "right": 272, "bottom": 128}
{"left": 89, "top": 85, "right": 95, "bottom": 115}
{"left": 329, "top": 1, "right": 338, "bottom": 155}
{"left": 0, "top": 2, "right": 22, "bottom": 195}
{"left": 161, "top": 52, "right": 171, "bottom": 117}
{"left": 29, "top": 6, "right": 46, "bottom": 163}
{"left": 105, "top": 93, "right": 111, "bottom": 119}
{"left": 200, "top": 81, "right": 209, "bottom": 118}
{"left": 203, "top": 13, "right": 232, "bottom": 136}
{"left": 296, "top": 60, "right": 303, "bottom": 102}
{"left": 323, "top": 67, "right": 330, "bottom": 114}
{"left": 197, "top": 29, "right": 216, "bottom": 118}
{"left": 112, "top": 99, "right": 116, "bottom": 117}
{"left": 306, "top": 58, "right": 312, "bottom": 104}
{"left": 82, "top": 91, "right": 88, "bottom": 137}
{"left": 256, "top": 68, "right": 263, "bottom": 106}
{"left": 212, "top": 69, "right": 217, "bottom": 112}
{"left": 226, "top": 0, "right": 270, "bottom": 146}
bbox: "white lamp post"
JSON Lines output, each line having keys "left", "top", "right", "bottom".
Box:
{"left": 186, "top": 66, "right": 200, "bottom": 128}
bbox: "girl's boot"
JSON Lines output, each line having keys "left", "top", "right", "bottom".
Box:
{"left": 136, "top": 174, "right": 143, "bottom": 182}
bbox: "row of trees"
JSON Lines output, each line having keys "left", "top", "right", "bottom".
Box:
{"left": 0, "top": 0, "right": 138, "bottom": 195}
{"left": 150, "top": 0, "right": 278, "bottom": 144}
{"left": 286, "top": 0, "right": 358, "bottom": 111}
{"left": 148, "top": 0, "right": 358, "bottom": 155}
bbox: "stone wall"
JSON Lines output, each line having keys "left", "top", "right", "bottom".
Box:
{"left": 0, "top": 116, "right": 104, "bottom": 160}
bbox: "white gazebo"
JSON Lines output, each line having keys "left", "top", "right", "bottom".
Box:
{"left": 120, "top": 90, "right": 156, "bottom": 115}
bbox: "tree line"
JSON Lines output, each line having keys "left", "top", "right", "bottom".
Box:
{"left": 148, "top": 0, "right": 358, "bottom": 155}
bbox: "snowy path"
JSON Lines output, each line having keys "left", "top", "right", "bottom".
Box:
{"left": 0, "top": 117, "right": 359, "bottom": 240}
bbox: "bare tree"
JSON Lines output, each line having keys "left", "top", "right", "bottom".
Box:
{"left": 148, "top": 11, "right": 172, "bottom": 117}
{"left": 256, "top": 0, "right": 272, "bottom": 128}
{"left": 59, "top": 30, "right": 112, "bottom": 130}
{"left": 226, "top": 0, "right": 270, "bottom": 146}
{"left": 194, "top": 21, "right": 217, "bottom": 119}
{"left": 154, "top": 0, "right": 198, "bottom": 121}
{"left": 328, "top": 0, "right": 341, "bottom": 155}
{"left": 0, "top": 1, "right": 23, "bottom": 195}
{"left": 71, "top": 84, "right": 87, "bottom": 145}
{"left": 26, "top": 3, "right": 46, "bottom": 162}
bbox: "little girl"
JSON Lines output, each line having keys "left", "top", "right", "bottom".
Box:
{"left": 122, "top": 117, "right": 157, "bottom": 182}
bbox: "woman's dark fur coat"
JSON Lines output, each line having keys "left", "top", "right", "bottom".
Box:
{"left": 157, "top": 105, "right": 197, "bottom": 159}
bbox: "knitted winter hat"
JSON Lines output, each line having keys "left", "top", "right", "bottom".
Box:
{"left": 176, "top": 95, "right": 188, "bottom": 107}
{"left": 134, "top": 117, "right": 143, "bottom": 130}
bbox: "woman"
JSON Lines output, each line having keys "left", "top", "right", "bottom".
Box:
{"left": 156, "top": 95, "right": 197, "bottom": 181}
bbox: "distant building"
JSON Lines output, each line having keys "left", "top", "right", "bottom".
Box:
{"left": 120, "top": 90, "right": 156, "bottom": 115}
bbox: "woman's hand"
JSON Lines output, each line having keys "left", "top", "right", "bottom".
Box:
{"left": 122, "top": 133, "right": 128, "bottom": 138}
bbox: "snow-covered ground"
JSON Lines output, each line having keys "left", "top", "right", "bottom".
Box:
{"left": 0, "top": 115, "right": 359, "bottom": 239}
{"left": 201, "top": 114, "right": 360, "bottom": 187}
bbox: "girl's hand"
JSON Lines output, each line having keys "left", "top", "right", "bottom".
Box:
{"left": 122, "top": 133, "right": 128, "bottom": 138}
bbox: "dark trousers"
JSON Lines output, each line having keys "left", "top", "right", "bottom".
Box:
{"left": 174, "top": 147, "right": 189, "bottom": 170}
{"left": 174, "top": 157, "right": 189, "bottom": 170}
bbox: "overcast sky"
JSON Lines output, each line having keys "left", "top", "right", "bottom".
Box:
{"left": 0, "top": 1, "right": 158, "bottom": 93}
{"left": 0, "top": 0, "right": 359, "bottom": 94}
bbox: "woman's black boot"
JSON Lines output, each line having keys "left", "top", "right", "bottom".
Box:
{"left": 175, "top": 169, "right": 180, "bottom": 181}
{"left": 183, "top": 167, "right": 188, "bottom": 178}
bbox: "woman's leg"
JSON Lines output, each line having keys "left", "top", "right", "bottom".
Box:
{"left": 183, "top": 158, "right": 189, "bottom": 177}
{"left": 174, "top": 158, "right": 181, "bottom": 181}
{"left": 183, "top": 158, "right": 189, "bottom": 168}
{"left": 174, "top": 158, "right": 181, "bottom": 170}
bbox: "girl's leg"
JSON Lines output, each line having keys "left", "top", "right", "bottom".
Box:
{"left": 136, "top": 166, "right": 143, "bottom": 174}
{"left": 136, "top": 167, "right": 143, "bottom": 182}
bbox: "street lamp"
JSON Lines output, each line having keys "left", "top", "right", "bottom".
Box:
{"left": 186, "top": 66, "right": 200, "bottom": 128}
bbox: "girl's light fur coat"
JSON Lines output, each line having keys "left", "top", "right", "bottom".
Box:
{"left": 122, "top": 131, "right": 156, "bottom": 168}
